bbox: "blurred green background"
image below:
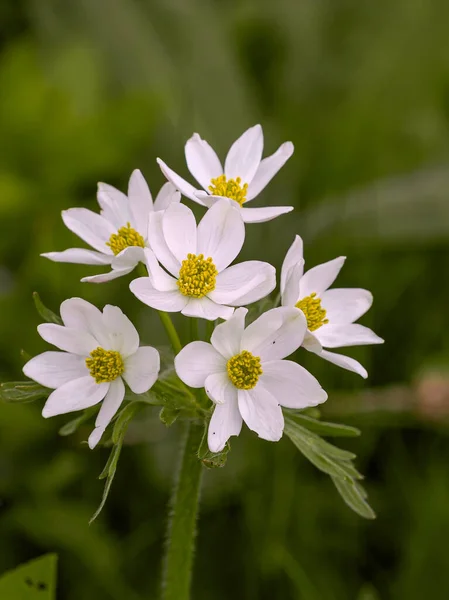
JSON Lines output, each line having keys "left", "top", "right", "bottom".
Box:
{"left": 1, "top": 0, "right": 449, "bottom": 598}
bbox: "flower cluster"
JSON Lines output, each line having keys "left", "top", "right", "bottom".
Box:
{"left": 24, "top": 124, "right": 383, "bottom": 451}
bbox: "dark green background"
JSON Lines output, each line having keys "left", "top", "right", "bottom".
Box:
{"left": 1, "top": 1, "right": 449, "bottom": 598}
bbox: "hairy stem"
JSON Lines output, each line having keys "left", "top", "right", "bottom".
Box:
{"left": 162, "top": 423, "right": 204, "bottom": 600}
{"left": 158, "top": 311, "right": 183, "bottom": 355}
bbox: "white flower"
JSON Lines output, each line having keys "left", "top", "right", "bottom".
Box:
{"left": 130, "top": 200, "right": 276, "bottom": 321}
{"left": 23, "top": 298, "right": 160, "bottom": 448}
{"left": 42, "top": 170, "right": 180, "bottom": 283}
{"left": 157, "top": 124, "right": 294, "bottom": 224}
{"left": 281, "top": 235, "right": 384, "bottom": 378}
{"left": 175, "top": 307, "right": 327, "bottom": 452}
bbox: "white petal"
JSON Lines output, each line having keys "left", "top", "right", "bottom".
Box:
{"left": 194, "top": 192, "right": 224, "bottom": 208}
{"left": 88, "top": 378, "right": 126, "bottom": 448}
{"left": 299, "top": 257, "right": 346, "bottom": 298}
{"left": 247, "top": 141, "right": 294, "bottom": 200}
{"left": 224, "top": 124, "right": 263, "bottom": 183}
{"left": 130, "top": 277, "right": 187, "bottom": 312}
{"left": 181, "top": 297, "right": 234, "bottom": 321}
{"left": 315, "top": 324, "right": 384, "bottom": 348}
{"left": 197, "top": 200, "right": 244, "bottom": 271}
{"left": 142, "top": 248, "right": 178, "bottom": 291}
{"left": 320, "top": 288, "right": 373, "bottom": 325}
{"left": 280, "top": 235, "right": 304, "bottom": 296}
{"left": 318, "top": 350, "right": 368, "bottom": 378}
{"left": 62, "top": 208, "right": 115, "bottom": 254}
{"left": 123, "top": 346, "right": 160, "bottom": 393}
{"left": 162, "top": 203, "right": 197, "bottom": 264}
{"left": 81, "top": 267, "right": 134, "bottom": 284}
{"left": 38, "top": 323, "right": 98, "bottom": 356}
{"left": 281, "top": 264, "right": 303, "bottom": 307}
{"left": 97, "top": 182, "right": 131, "bottom": 228}
{"left": 185, "top": 133, "right": 223, "bottom": 190}
{"left": 240, "top": 206, "right": 293, "bottom": 224}
{"left": 23, "top": 351, "right": 87, "bottom": 389}
{"left": 175, "top": 341, "right": 226, "bottom": 388}
{"left": 210, "top": 307, "right": 247, "bottom": 359}
{"left": 204, "top": 372, "right": 236, "bottom": 405}
{"left": 260, "top": 360, "right": 327, "bottom": 409}
{"left": 127, "top": 169, "right": 153, "bottom": 237}
{"left": 60, "top": 297, "right": 110, "bottom": 347}
{"left": 208, "top": 392, "right": 242, "bottom": 452}
{"left": 241, "top": 306, "right": 307, "bottom": 361}
{"left": 302, "top": 331, "right": 323, "bottom": 353}
{"left": 209, "top": 261, "right": 276, "bottom": 306}
{"left": 153, "top": 182, "right": 181, "bottom": 212}
{"left": 42, "top": 377, "right": 109, "bottom": 418}
{"left": 238, "top": 386, "right": 284, "bottom": 442}
{"left": 157, "top": 158, "right": 201, "bottom": 203}
{"left": 148, "top": 211, "right": 180, "bottom": 277}
{"left": 102, "top": 305, "right": 139, "bottom": 357}
{"left": 41, "top": 248, "right": 112, "bottom": 265}
{"left": 112, "top": 246, "right": 145, "bottom": 269}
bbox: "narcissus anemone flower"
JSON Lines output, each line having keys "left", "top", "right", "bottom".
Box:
{"left": 281, "top": 235, "right": 384, "bottom": 378}
{"left": 157, "top": 124, "right": 294, "bottom": 224}
{"left": 175, "top": 307, "right": 328, "bottom": 452}
{"left": 42, "top": 170, "right": 180, "bottom": 283}
{"left": 130, "top": 200, "right": 276, "bottom": 321}
{"left": 23, "top": 298, "right": 160, "bottom": 448}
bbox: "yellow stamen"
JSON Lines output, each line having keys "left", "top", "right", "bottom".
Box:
{"left": 106, "top": 222, "right": 145, "bottom": 256}
{"left": 208, "top": 175, "right": 248, "bottom": 206}
{"left": 86, "top": 347, "right": 124, "bottom": 384}
{"left": 177, "top": 253, "right": 218, "bottom": 298}
{"left": 227, "top": 350, "right": 263, "bottom": 390}
{"left": 296, "top": 293, "right": 329, "bottom": 331}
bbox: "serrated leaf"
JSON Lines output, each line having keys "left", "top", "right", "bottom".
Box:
{"left": 33, "top": 292, "right": 62, "bottom": 325}
{"left": 0, "top": 381, "right": 49, "bottom": 403}
{"left": 58, "top": 406, "right": 97, "bottom": 436}
{"left": 332, "top": 477, "right": 376, "bottom": 520}
{"left": 285, "top": 411, "right": 360, "bottom": 437}
{"left": 159, "top": 406, "right": 180, "bottom": 427}
{"left": 112, "top": 402, "right": 141, "bottom": 445}
{"left": 0, "top": 554, "right": 58, "bottom": 599}
{"left": 197, "top": 423, "right": 229, "bottom": 468}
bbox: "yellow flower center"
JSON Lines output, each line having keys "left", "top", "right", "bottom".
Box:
{"left": 296, "top": 293, "right": 329, "bottom": 331}
{"left": 177, "top": 253, "right": 218, "bottom": 298}
{"left": 227, "top": 350, "right": 263, "bottom": 390}
{"left": 208, "top": 175, "right": 248, "bottom": 206}
{"left": 86, "top": 347, "right": 124, "bottom": 384}
{"left": 106, "top": 222, "right": 145, "bottom": 256}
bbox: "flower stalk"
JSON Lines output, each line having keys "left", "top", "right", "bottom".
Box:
{"left": 162, "top": 422, "right": 204, "bottom": 600}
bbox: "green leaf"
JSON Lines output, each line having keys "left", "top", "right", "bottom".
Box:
{"left": 0, "top": 381, "right": 49, "bottom": 403}
{"left": 32, "top": 292, "right": 62, "bottom": 325}
{"left": 91, "top": 402, "right": 141, "bottom": 523}
{"left": 58, "top": 406, "right": 97, "bottom": 436}
{"left": 332, "top": 477, "right": 376, "bottom": 520}
{"left": 285, "top": 411, "right": 360, "bottom": 437}
{"left": 159, "top": 405, "right": 180, "bottom": 427}
{"left": 0, "top": 554, "right": 58, "bottom": 599}
{"left": 197, "top": 424, "right": 229, "bottom": 468}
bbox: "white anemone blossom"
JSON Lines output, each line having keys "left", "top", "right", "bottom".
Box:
{"left": 42, "top": 170, "right": 180, "bottom": 283}
{"left": 130, "top": 200, "right": 276, "bottom": 321}
{"left": 23, "top": 298, "right": 160, "bottom": 448}
{"left": 281, "top": 235, "right": 384, "bottom": 378}
{"left": 175, "top": 307, "right": 328, "bottom": 452}
{"left": 157, "top": 124, "right": 294, "bottom": 224}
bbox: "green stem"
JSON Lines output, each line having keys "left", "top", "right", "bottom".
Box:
{"left": 162, "top": 423, "right": 204, "bottom": 600}
{"left": 158, "top": 311, "right": 183, "bottom": 355}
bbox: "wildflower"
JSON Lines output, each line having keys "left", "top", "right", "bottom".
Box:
{"left": 175, "top": 307, "right": 327, "bottom": 451}
{"left": 130, "top": 200, "right": 276, "bottom": 321}
{"left": 157, "top": 124, "right": 294, "bottom": 223}
{"left": 42, "top": 170, "right": 180, "bottom": 283}
{"left": 281, "top": 235, "right": 384, "bottom": 377}
{"left": 23, "top": 298, "right": 160, "bottom": 448}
